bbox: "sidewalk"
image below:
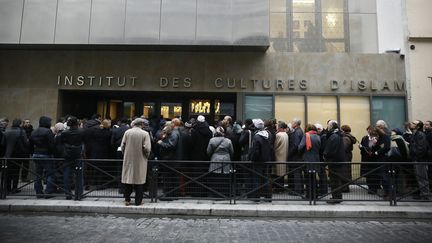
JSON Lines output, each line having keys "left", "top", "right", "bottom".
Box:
{"left": 1, "top": 197, "right": 432, "bottom": 219}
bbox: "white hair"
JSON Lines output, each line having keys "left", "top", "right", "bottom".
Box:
{"left": 376, "top": 120, "right": 388, "bottom": 128}
{"left": 314, "top": 123, "right": 323, "bottom": 131}
{"left": 292, "top": 118, "right": 301, "bottom": 126}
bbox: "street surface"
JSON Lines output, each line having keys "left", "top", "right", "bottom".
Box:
{"left": 1, "top": 213, "right": 432, "bottom": 243}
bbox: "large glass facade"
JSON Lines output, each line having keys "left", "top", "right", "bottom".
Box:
{"left": 372, "top": 97, "right": 406, "bottom": 130}
{"left": 269, "top": 0, "right": 378, "bottom": 53}
{"left": 244, "top": 96, "right": 273, "bottom": 120}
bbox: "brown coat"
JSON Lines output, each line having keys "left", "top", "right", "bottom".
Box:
{"left": 274, "top": 131, "right": 289, "bottom": 176}
{"left": 121, "top": 127, "right": 151, "bottom": 184}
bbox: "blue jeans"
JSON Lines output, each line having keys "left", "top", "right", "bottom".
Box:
{"left": 33, "top": 154, "right": 56, "bottom": 195}
{"left": 63, "top": 159, "right": 84, "bottom": 199}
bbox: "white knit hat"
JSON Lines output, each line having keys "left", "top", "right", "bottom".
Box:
{"left": 197, "top": 115, "right": 205, "bottom": 122}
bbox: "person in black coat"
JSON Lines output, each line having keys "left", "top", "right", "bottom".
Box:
{"left": 30, "top": 116, "right": 56, "bottom": 198}
{"left": 248, "top": 119, "right": 273, "bottom": 201}
{"left": 2, "top": 119, "right": 29, "bottom": 193}
{"left": 288, "top": 118, "right": 304, "bottom": 194}
{"left": 375, "top": 120, "right": 392, "bottom": 200}
{"left": 323, "top": 120, "right": 345, "bottom": 203}
{"left": 61, "top": 117, "right": 85, "bottom": 200}
{"left": 410, "top": 121, "right": 430, "bottom": 200}
{"left": 359, "top": 125, "right": 381, "bottom": 194}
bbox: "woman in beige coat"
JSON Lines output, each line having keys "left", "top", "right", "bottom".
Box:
{"left": 273, "top": 121, "right": 289, "bottom": 192}
{"left": 121, "top": 118, "right": 152, "bottom": 206}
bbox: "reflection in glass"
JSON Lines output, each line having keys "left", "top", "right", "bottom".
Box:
{"left": 190, "top": 100, "right": 211, "bottom": 114}
{"left": 123, "top": 102, "right": 135, "bottom": 119}
{"left": 270, "top": 0, "right": 286, "bottom": 12}
{"left": 292, "top": 0, "right": 316, "bottom": 13}
{"left": 143, "top": 103, "right": 155, "bottom": 119}
{"left": 321, "top": 0, "right": 344, "bottom": 13}
{"left": 322, "top": 13, "right": 344, "bottom": 39}
{"left": 109, "top": 100, "right": 122, "bottom": 120}
{"left": 161, "top": 103, "right": 182, "bottom": 120}
{"left": 97, "top": 101, "right": 108, "bottom": 119}
{"left": 270, "top": 13, "right": 287, "bottom": 38}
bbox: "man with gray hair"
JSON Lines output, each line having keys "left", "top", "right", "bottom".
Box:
{"left": 121, "top": 118, "right": 152, "bottom": 206}
{"left": 324, "top": 120, "right": 346, "bottom": 204}
{"left": 287, "top": 118, "right": 304, "bottom": 195}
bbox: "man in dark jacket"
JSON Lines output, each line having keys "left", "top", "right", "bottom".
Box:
{"left": 2, "top": 119, "right": 29, "bottom": 193}
{"left": 410, "top": 120, "right": 430, "bottom": 200}
{"left": 61, "top": 117, "right": 84, "bottom": 200}
{"left": 425, "top": 121, "right": 432, "bottom": 190}
{"left": 288, "top": 118, "right": 304, "bottom": 194}
{"left": 248, "top": 119, "right": 273, "bottom": 201}
{"left": 30, "top": 116, "right": 56, "bottom": 198}
{"left": 341, "top": 125, "right": 357, "bottom": 193}
{"left": 0, "top": 118, "right": 9, "bottom": 157}
{"left": 323, "top": 120, "right": 345, "bottom": 204}
{"left": 157, "top": 118, "right": 183, "bottom": 197}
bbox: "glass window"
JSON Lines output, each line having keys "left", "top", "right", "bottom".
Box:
{"left": 321, "top": 0, "right": 344, "bottom": 13}
{"left": 143, "top": 103, "right": 155, "bottom": 119}
{"left": 340, "top": 96, "right": 370, "bottom": 164}
{"left": 322, "top": 13, "right": 344, "bottom": 39}
{"left": 123, "top": 102, "right": 135, "bottom": 119}
{"left": 349, "top": 13, "right": 378, "bottom": 53}
{"left": 307, "top": 96, "right": 337, "bottom": 126}
{"left": 190, "top": 100, "right": 211, "bottom": 115}
{"left": 97, "top": 101, "right": 107, "bottom": 119}
{"left": 270, "top": 13, "right": 287, "bottom": 38}
{"left": 244, "top": 96, "right": 273, "bottom": 120}
{"left": 270, "top": 0, "right": 286, "bottom": 12}
{"left": 275, "top": 96, "right": 305, "bottom": 125}
{"left": 109, "top": 100, "right": 122, "bottom": 120}
{"left": 55, "top": 0, "right": 91, "bottom": 44}
{"left": 372, "top": 97, "right": 406, "bottom": 130}
{"left": 161, "top": 102, "right": 182, "bottom": 120}
{"left": 292, "top": 0, "right": 316, "bottom": 13}
{"left": 348, "top": 0, "right": 376, "bottom": 14}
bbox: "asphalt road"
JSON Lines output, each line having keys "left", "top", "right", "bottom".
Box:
{"left": 1, "top": 213, "right": 432, "bottom": 243}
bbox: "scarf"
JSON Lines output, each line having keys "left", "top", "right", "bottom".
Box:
{"left": 306, "top": 131, "right": 317, "bottom": 151}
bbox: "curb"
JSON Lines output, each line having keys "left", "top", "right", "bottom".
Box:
{"left": 1, "top": 200, "right": 432, "bottom": 219}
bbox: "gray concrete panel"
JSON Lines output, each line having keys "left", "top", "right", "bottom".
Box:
{"left": 125, "top": 0, "right": 161, "bottom": 44}
{"left": 0, "top": 0, "right": 23, "bottom": 43}
{"left": 55, "top": 0, "right": 91, "bottom": 44}
{"left": 89, "top": 0, "right": 126, "bottom": 44}
{"left": 20, "top": 0, "right": 57, "bottom": 44}
{"left": 160, "top": 0, "right": 196, "bottom": 45}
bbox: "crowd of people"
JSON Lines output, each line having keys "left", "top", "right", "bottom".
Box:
{"left": 0, "top": 114, "right": 431, "bottom": 205}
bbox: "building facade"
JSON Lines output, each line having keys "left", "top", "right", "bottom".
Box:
{"left": 0, "top": 0, "right": 408, "bottom": 162}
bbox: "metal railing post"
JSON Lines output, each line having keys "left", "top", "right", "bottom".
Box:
{"left": 150, "top": 164, "right": 159, "bottom": 203}
{"left": 390, "top": 163, "right": 397, "bottom": 206}
{"left": 0, "top": 159, "right": 6, "bottom": 199}
{"left": 230, "top": 162, "right": 236, "bottom": 205}
{"left": 75, "top": 159, "right": 84, "bottom": 201}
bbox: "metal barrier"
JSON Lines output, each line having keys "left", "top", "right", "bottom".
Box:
{"left": 0, "top": 158, "right": 431, "bottom": 205}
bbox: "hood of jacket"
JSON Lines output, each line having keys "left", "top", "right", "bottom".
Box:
{"left": 38, "top": 116, "right": 52, "bottom": 129}
{"left": 195, "top": 122, "right": 212, "bottom": 137}
{"left": 256, "top": 130, "right": 269, "bottom": 139}
{"left": 344, "top": 133, "right": 357, "bottom": 144}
